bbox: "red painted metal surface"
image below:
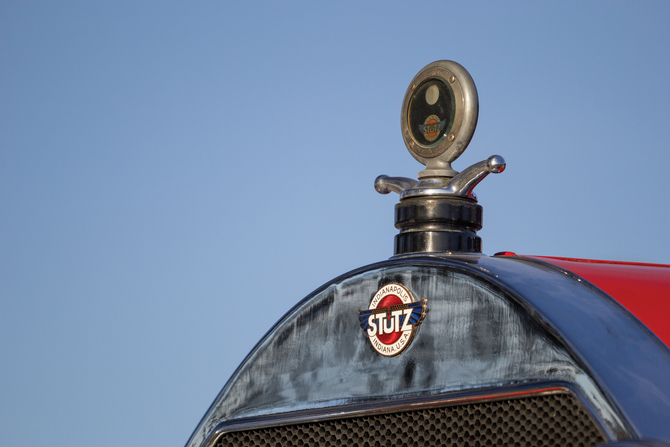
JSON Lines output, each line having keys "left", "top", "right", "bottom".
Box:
{"left": 522, "top": 255, "right": 670, "bottom": 349}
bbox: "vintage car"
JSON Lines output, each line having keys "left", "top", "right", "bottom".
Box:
{"left": 185, "top": 61, "right": 670, "bottom": 447}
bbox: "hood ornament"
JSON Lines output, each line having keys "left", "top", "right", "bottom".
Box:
{"left": 375, "top": 60, "right": 506, "bottom": 256}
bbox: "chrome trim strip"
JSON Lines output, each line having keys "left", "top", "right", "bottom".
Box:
{"left": 204, "top": 382, "right": 605, "bottom": 447}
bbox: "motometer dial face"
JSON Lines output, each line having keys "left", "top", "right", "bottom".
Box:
{"left": 408, "top": 79, "right": 455, "bottom": 146}
{"left": 401, "top": 61, "right": 479, "bottom": 168}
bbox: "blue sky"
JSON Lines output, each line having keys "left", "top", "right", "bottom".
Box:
{"left": 1, "top": 2, "right": 669, "bottom": 446}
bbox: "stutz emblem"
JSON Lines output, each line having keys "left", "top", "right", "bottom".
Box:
{"left": 419, "top": 114, "right": 445, "bottom": 142}
{"left": 358, "top": 283, "right": 427, "bottom": 357}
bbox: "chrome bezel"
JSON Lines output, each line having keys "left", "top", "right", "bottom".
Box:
{"left": 400, "top": 61, "right": 478, "bottom": 178}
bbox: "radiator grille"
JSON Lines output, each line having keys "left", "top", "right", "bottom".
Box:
{"left": 214, "top": 392, "right": 605, "bottom": 447}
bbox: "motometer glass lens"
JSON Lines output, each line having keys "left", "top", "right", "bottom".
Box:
{"left": 408, "top": 79, "right": 454, "bottom": 146}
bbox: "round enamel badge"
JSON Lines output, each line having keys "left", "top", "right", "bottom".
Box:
{"left": 358, "top": 283, "right": 427, "bottom": 357}
{"left": 420, "top": 114, "right": 445, "bottom": 142}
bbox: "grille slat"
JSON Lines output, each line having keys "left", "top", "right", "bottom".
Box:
{"left": 215, "top": 393, "right": 605, "bottom": 447}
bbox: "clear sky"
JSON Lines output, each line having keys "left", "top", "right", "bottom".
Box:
{"left": 1, "top": 1, "right": 669, "bottom": 446}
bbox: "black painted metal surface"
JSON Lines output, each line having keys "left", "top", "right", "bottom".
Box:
{"left": 394, "top": 197, "right": 482, "bottom": 255}
{"left": 183, "top": 255, "right": 670, "bottom": 447}
{"left": 476, "top": 255, "right": 670, "bottom": 441}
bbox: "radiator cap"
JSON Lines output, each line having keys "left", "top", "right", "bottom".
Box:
{"left": 376, "top": 60, "right": 505, "bottom": 256}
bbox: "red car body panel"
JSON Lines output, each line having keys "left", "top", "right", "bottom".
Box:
{"left": 527, "top": 256, "right": 670, "bottom": 349}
